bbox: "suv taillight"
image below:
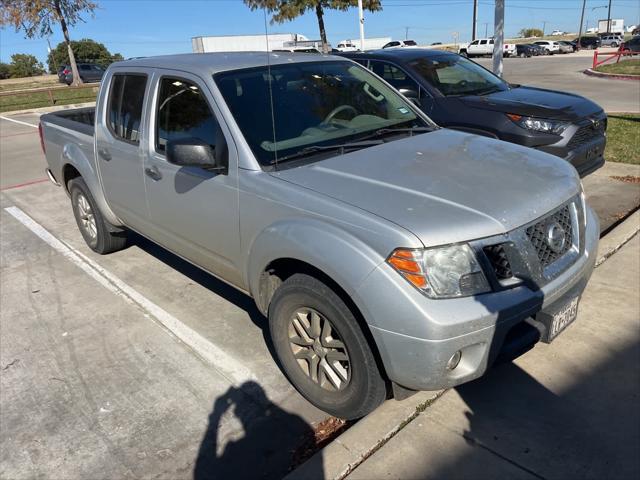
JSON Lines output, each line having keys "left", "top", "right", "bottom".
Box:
{"left": 38, "top": 122, "right": 46, "bottom": 154}
{"left": 63, "top": 69, "right": 70, "bottom": 75}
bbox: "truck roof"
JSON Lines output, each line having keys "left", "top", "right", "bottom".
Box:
{"left": 111, "top": 52, "right": 349, "bottom": 74}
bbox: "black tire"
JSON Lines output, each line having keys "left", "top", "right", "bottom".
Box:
{"left": 69, "top": 177, "right": 127, "bottom": 254}
{"left": 460, "top": 50, "right": 468, "bottom": 57}
{"left": 269, "top": 273, "right": 387, "bottom": 419}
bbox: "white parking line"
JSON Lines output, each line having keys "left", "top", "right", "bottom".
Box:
{"left": 4, "top": 205, "right": 255, "bottom": 386}
{"left": 0, "top": 115, "right": 38, "bottom": 128}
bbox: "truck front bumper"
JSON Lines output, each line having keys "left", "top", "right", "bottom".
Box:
{"left": 355, "top": 204, "right": 599, "bottom": 391}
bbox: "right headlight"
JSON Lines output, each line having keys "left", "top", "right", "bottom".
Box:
{"left": 506, "top": 113, "right": 569, "bottom": 135}
{"left": 387, "top": 244, "right": 491, "bottom": 299}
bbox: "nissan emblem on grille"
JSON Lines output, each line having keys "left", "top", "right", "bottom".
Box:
{"left": 526, "top": 205, "right": 574, "bottom": 269}
{"left": 546, "top": 222, "right": 566, "bottom": 253}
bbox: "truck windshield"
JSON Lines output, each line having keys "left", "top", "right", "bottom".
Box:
{"left": 409, "top": 55, "right": 508, "bottom": 97}
{"left": 215, "top": 61, "right": 431, "bottom": 166}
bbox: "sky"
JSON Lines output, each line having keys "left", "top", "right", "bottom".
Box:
{"left": 1, "top": 0, "right": 639, "bottom": 64}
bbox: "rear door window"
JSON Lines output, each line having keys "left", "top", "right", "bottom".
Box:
{"left": 107, "top": 73, "right": 147, "bottom": 144}
{"left": 155, "top": 77, "right": 217, "bottom": 153}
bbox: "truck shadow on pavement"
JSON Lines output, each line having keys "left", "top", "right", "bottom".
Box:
{"left": 429, "top": 339, "right": 640, "bottom": 480}
{"left": 194, "top": 381, "right": 321, "bottom": 480}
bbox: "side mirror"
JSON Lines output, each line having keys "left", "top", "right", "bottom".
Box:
{"left": 166, "top": 136, "right": 228, "bottom": 174}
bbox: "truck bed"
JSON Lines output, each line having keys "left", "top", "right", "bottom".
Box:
{"left": 41, "top": 107, "right": 95, "bottom": 137}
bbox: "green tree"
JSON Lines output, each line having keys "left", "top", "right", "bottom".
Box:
{"left": 244, "top": 0, "right": 382, "bottom": 53}
{"left": 0, "top": 0, "right": 97, "bottom": 86}
{"left": 519, "top": 28, "right": 544, "bottom": 38}
{"left": 0, "top": 62, "right": 10, "bottom": 79}
{"left": 47, "top": 38, "right": 123, "bottom": 73}
{"left": 9, "top": 53, "right": 45, "bottom": 78}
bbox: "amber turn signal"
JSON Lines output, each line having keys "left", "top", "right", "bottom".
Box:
{"left": 386, "top": 249, "right": 428, "bottom": 290}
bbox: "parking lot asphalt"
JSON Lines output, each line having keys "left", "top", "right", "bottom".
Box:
{"left": 474, "top": 54, "right": 640, "bottom": 113}
{"left": 1, "top": 107, "right": 639, "bottom": 479}
{"left": 0, "top": 114, "right": 327, "bottom": 479}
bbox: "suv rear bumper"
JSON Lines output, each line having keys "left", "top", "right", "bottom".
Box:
{"left": 355, "top": 204, "right": 599, "bottom": 391}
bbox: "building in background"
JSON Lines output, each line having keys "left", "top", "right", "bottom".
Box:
{"left": 192, "top": 33, "right": 325, "bottom": 53}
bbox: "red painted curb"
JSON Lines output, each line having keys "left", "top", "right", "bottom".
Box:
{"left": 583, "top": 69, "right": 640, "bottom": 81}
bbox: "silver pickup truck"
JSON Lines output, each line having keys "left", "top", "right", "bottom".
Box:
{"left": 40, "top": 53, "right": 599, "bottom": 419}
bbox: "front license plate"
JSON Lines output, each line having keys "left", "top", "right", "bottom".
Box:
{"left": 537, "top": 296, "right": 580, "bottom": 343}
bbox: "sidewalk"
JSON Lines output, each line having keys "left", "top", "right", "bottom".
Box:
{"left": 347, "top": 234, "right": 640, "bottom": 480}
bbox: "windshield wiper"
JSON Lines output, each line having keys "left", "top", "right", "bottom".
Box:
{"left": 358, "top": 125, "right": 434, "bottom": 142}
{"left": 271, "top": 140, "right": 384, "bottom": 164}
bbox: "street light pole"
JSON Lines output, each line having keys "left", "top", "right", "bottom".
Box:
{"left": 472, "top": 0, "right": 478, "bottom": 41}
{"left": 492, "top": 0, "right": 504, "bottom": 77}
{"left": 606, "top": 0, "right": 612, "bottom": 33}
{"left": 358, "top": 0, "right": 365, "bottom": 51}
{"left": 542, "top": 20, "right": 548, "bottom": 36}
{"left": 577, "top": 0, "right": 586, "bottom": 49}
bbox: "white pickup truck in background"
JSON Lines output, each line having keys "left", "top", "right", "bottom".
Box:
{"left": 458, "top": 38, "right": 516, "bottom": 57}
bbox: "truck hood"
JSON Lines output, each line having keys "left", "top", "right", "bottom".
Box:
{"left": 459, "top": 86, "right": 603, "bottom": 122}
{"left": 273, "top": 129, "right": 580, "bottom": 247}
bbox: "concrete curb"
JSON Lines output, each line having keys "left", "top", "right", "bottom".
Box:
{"left": 583, "top": 68, "right": 640, "bottom": 81}
{"left": 596, "top": 209, "right": 640, "bottom": 267}
{"left": 285, "top": 391, "right": 443, "bottom": 480}
{"left": 0, "top": 102, "right": 96, "bottom": 116}
{"left": 286, "top": 209, "right": 640, "bottom": 480}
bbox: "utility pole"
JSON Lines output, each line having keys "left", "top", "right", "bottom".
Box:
{"left": 493, "top": 0, "right": 504, "bottom": 77}
{"left": 542, "top": 20, "right": 548, "bottom": 36}
{"left": 405, "top": 26, "right": 409, "bottom": 40}
{"left": 358, "top": 0, "right": 365, "bottom": 51}
{"left": 483, "top": 22, "right": 489, "bottom": 38}
{"left": 577, "top": 0, "right": 586, "bottom": 50}
{"left": 606, "top": 0, "right": 612, "bottom": 33}
{"left": 472, "top": 0, "right": 478, "bottom": 41}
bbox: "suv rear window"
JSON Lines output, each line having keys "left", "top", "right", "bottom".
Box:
{"left": 107, "top": 73, "right": 147, "bottom": 144}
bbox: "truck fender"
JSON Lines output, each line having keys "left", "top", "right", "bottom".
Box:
{"left": 61, "top": 143, "right": 123, "bottom": 228}
{"left": 246, "top": 218, "right": 385, "bottom": 316}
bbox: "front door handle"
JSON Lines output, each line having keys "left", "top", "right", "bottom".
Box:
{"left": 98, "top": 148, "right": 111, "bottom": 161}
{"left": 144, "top": 165, "right": 162, "bottom": 181}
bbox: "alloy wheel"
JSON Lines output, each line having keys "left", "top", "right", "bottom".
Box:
{"left": 76, "top": 193, "right": 97, "bottom": 240}
{"left": 288, "top": 307, "right": 351, "bottom": 391}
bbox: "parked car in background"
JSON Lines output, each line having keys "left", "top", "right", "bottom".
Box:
{"left": 533, "top": 40, "right": 561, "bottom": 54}
{"left": 558, "top": 41, "right": 577, "bottom": 52}
{"left": 527, "top": 43, "right": 547, "bottom": 56}
{"left": 557, "top": 41, "right": 574, "bottom": 54}
{"left": 459, "top": 38, "right": 517, "bottom": 57}
{"left": 57, "top": 65, "right": 67, "bottom": 83}
{"left": 600, "top": 35, "right": 622, "bottom": 47}
{"left": 574, "top": 36, "right": 601, "bottom": 49}
{"left": 515, "top": 44, "right": 537, "bottom": 57}
{"left": 39, "top": 52, "right": 600, "bottom": 419}
{"left": 551, "top": 30, "right": 565, "bottom": 36}
{"left": 382, "top": 39, "right": 418, "bottom": 48}
{"left": 340, "top": 48, "right": 607, "bottom": 177}
{"left": 619, "top": 35, "right": 640, "bottom": 53}
{"left": 61, "top": 63, "right": 105, "bottom": 85}
{"left": 633, "top": 27, "right": 640, "bottom": 35}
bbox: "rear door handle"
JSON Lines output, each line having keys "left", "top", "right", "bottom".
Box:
{"left": 145, "top": 165, "right": 162, "bottom": 181}
{"left": 98, "top": 148, "right": 111, "bottom": 161}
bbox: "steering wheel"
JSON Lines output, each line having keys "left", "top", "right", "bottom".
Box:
{"left": 323, "top": 105, "right": 358, "bottom": 125}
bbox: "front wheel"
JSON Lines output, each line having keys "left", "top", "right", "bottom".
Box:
{"left": 269, "top": 274, "right": 387, "bottom": 419}
{"left": 69, "top": 177, "right": 127, "bottom": 254}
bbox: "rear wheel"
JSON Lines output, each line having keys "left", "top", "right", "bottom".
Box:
{"left": 69, "top": 177, "right": 127, "bottom": 254}
{"left": 269, "top": 274, "right": 387, "bottom": 419}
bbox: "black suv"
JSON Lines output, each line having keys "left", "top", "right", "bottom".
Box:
{"left": 60, "top": 63, "right": 105, "bottom": 85}
{"left": 339, "top": 49, "right": 607, "bottom": 176}
{"left": 574, "top": 36, "right": 601, "bottom": 49}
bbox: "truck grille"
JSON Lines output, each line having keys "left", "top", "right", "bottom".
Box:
{"left": 483, "top": 244, "right": 513, "bottom": 279}
{"left": 526, "top": 205, "right": 573, "bottom": 268}
{"left": 567, "top": 119, "right": 606, "bottom": 150}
